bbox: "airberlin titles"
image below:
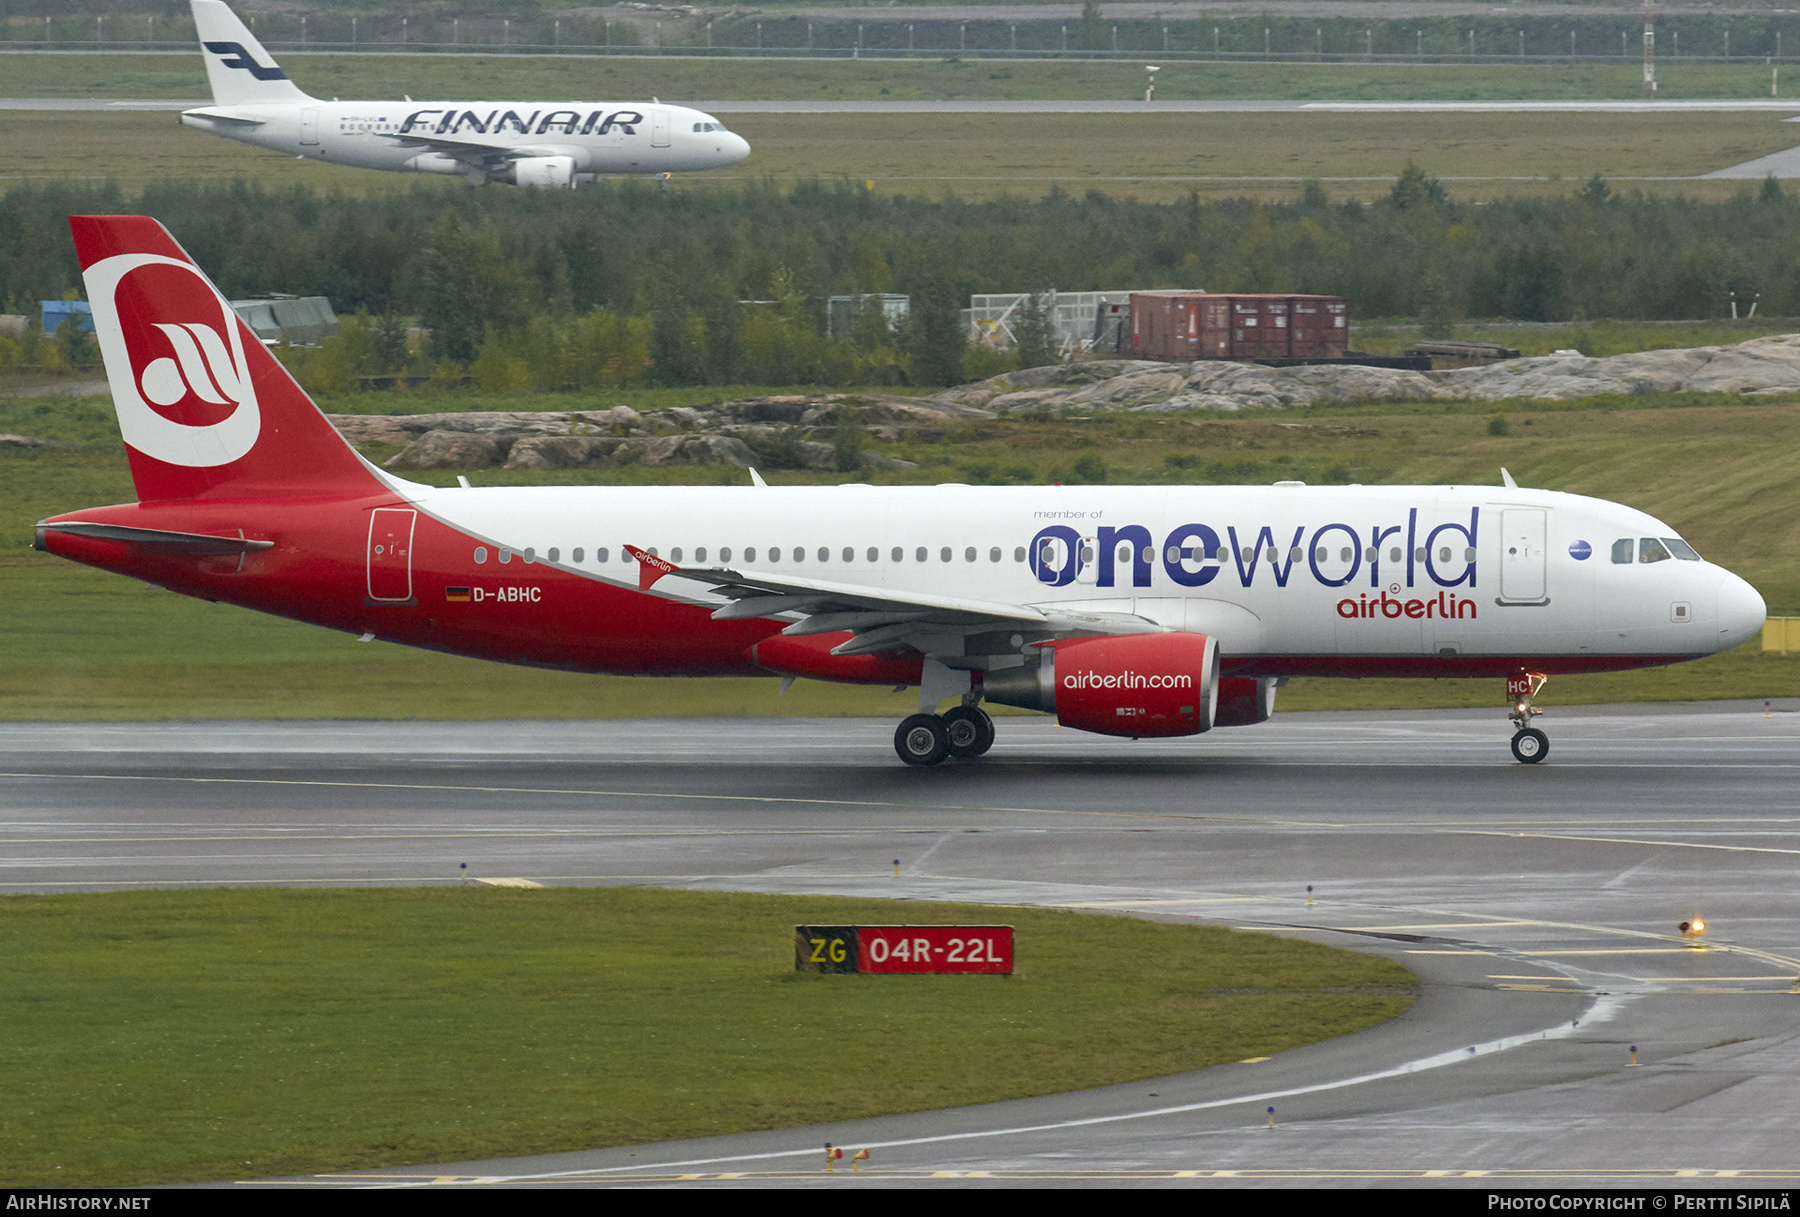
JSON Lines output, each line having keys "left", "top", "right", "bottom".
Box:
{"left": 1030, "top": 507, "right": 1481, "bottom": 600}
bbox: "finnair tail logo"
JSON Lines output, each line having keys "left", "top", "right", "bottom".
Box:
{"left": 82, "top": 252, "right": 261, "bottom": 469}
{"left": 202, "top": 41, "right": 288, "bottom": 81}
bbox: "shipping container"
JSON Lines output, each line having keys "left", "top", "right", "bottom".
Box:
{"left": 1289, "top": 296, "right": 1348, "bottom": 358}
{"left": 1129, "top": 292, "right": 1346, "bottom": 362}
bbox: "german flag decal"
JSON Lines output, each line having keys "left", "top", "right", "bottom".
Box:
{"left": 445, "top": 586, "right": 471, "bottom": 602}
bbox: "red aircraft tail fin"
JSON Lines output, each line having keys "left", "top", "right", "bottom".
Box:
{"left": 69, "top": 215, "right": 383, "bottom": 503}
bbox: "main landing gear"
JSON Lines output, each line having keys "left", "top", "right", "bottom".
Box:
{"left": 894, "top": 703, "right": 995, "bottom": 767}
{"left": 1508, "top": 672, "right": 1550, "bottom": 764}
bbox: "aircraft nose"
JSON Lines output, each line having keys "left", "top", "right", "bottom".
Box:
{"left": 1714, "top": 570, "right": 1766, "bottom": 653}
{"left": 724, "top": 132, "right": 750, "bottom": 164}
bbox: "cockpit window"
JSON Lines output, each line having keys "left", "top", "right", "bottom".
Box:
{"left": 1639, "top": 537, "right": 1673, "bottom": 564}
{"left": 692, "top": 122, "right": 728, "bottom": 133}
{"left": 1663, "top": 537, "right": 1701, "bottom": 561}
{"left": 1611, "top": 539, "right": 1634, "bottom": 564}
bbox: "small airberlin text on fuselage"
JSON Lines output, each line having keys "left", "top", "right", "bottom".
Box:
{"left": 180, "top": 0, "right": 749, "bottom": 188}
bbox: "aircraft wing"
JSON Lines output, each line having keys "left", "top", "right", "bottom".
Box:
{"left": 377, "top": 130, "right": 540, "bottom": 167}
{"left": 624, "top": 544, "right": 1160, "bottom": 657}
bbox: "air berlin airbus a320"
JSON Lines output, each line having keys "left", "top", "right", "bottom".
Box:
{"left": 37, "top": 217, "right": 1767, "bottom": 765}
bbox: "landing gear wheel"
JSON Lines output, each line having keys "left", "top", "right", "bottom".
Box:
{"left": 941, "top": 705, "right": 995, "bottom": 759}
{"left": 1511, "top": 727, "right": 1549, "bottom": 764}
{"left": 895, "top": 714, "right": 950, "bottom": 767}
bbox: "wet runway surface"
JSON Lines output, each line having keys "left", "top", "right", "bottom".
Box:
{"left": 3, "top": 704, "right": 1798, "bottom": 1188}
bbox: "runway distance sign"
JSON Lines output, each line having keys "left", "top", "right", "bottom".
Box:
{"left": 794, "top": 925, "right": 1014, "bottom": 974}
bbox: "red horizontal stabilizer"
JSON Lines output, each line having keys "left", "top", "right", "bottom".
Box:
{"left": 625, "top": 544, "right": 679, "bottom": 592}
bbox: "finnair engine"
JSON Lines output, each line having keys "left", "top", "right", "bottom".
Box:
{"left": 510, "top": 155, "right": 578, "bottom": 189}
{"left": 983, "top": 632, "right": 1220, "bottom": 738}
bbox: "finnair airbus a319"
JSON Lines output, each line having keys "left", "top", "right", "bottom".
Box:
{"left": 38, "top": 217, "right": 1767, "bottom": 765}
{"left": 179, "top": 0, "right": 749, "bottom": 187}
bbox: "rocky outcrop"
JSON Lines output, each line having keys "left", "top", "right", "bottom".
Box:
{"left": 0, "top": 432, "right": 78, "bottom": 450}
{"left": 935, "top": 334, "right": 1800, "bottom": 413}
{"left": 382, "top": 430, "right": 511, "bottom": 470}
{"left": 352, "top": 393, "right": 940, "bottom": 472}
{"left": 332, "top": 406, "right": 643, "bottom": 448}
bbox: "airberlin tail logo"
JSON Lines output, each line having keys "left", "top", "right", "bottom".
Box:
{"left": 82, "top": 253, "right": 261, "bottom": 468}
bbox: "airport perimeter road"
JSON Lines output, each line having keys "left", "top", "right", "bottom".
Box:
{"left": 4, "top": 704, "right": 1799, "bottom": 1188}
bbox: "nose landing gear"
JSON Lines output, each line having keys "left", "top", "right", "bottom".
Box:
{"left": 894, "top": 701, "right": 994, "bottom": 767}
{"left": 1507, "top": 672, "right": 1550, "bottom": 764}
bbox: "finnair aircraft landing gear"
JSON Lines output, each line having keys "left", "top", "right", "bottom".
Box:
{"left": 1507, "top": 672, "right": 1551, "bottom": 764}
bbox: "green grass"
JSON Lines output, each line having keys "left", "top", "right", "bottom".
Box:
{"left": 4, "top": 52, "right": 1796, "bottom": 103}
{"left": 4, "top": 104, "right": 1796, "bottom": 203}
{"left": 7, "top": 385, "right": 1800, "bottom": 719}
{"left": 0, "top": 886, "right": 1415, "bottom": 1186}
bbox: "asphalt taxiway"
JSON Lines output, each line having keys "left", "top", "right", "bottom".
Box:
{"left": 3, "top": 704, "right": 1798, "bottom": 1188}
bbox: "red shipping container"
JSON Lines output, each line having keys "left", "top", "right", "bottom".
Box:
{"left": 1131, "top": 291, "right": 1209, "bottom": 360}
{"left": 1131, "top": 292, "right": 1345, "bottom": 362}
{"left": 1289, "top": 296, "right": 1348, "bottom": 358}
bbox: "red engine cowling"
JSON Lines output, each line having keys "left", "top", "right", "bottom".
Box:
{"left": 982, "top": 632, "right": 1220, "bottom": 738}
{"left": 1213, "top": 676, "right": 1279, "bottom": 727}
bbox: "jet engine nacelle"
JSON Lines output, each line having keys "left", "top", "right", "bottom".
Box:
{"left": 1213, "top": 676, "right": 1278, "bottom": 727}
{"left": 982, "top": 632, "right": 1219, "bottom": 738}
{"left": 510, "top": 155, "right": 578, "bottom": 189}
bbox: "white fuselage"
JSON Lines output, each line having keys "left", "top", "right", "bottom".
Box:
{"left": 180, "top": 99, "right": 750, "bottom": 180}
{"left": 402, "top": 480, "right": 1766, "bottom": 672}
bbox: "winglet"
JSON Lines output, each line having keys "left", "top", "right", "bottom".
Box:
{"left": 625, "top": 544, "right": 679, "bottom": 591}
{"left": 749, "top": 467, "right": 768, "bottom": 488}
{"left": 1501, "top": 467, "right": 1519, "bottom": 489}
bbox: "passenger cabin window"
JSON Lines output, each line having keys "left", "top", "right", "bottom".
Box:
{"left": 596, "top": 547, "right": 609, "bottom": 563}
{"left": 1612, "top": 539, "right": 1634, "bottom": 564}
{"left": 720, "top": 547, "right": 732, "bottom": 563}
{"left": 743, "top": 547, "right": 755, "bottom": 563}
{"left": 695, "top": 547, "right": 707, "bottom": 563}
{"left": 916, "top": 547, "right": 928, "bottom": 562}
{"left": 1639, "top": 538, "right": 1672, "bottom": 564}
{"left": 572, "top": 548, "right": 584, "bottom": 564}
{"left": 474, "top": 547, "right": 488, "bottom": 564}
